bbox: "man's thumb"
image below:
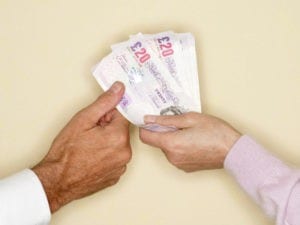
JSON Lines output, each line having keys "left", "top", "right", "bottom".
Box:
{"left": 82, "top": 81, "right": 125, "bottom": 124}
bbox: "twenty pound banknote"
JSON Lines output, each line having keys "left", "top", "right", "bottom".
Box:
{"left": 92, "top": 31, "right": 201, "bottom": 131}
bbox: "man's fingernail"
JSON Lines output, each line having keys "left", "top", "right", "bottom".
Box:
{"left": 110, "top": 81, "right": 122, "bottom": 93}
{"left": 144, "top": 115, "right": 156, "bottom": 123}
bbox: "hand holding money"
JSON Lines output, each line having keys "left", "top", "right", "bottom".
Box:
{"left": 139, "top": 112, "right": 241, "bottom": 171}
{"left": 33, "top": 83, "right": 131, "bottom": 212}
{"left": 92, "top": 31, "right": 201, "bottom": 131}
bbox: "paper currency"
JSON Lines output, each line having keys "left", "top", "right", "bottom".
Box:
{"left": 92, "top": 31, "right": 201, "bottom": 131}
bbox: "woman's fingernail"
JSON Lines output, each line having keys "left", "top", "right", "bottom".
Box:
{"left": 144, "top": 115, "right": 156, "bottom": 123}
{"left": 110, "top": 81, "right": 122, "bottom": 93}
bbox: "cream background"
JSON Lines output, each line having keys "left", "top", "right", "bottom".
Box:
{"left": 0, "top": 0, "right": 299, "bottom": 224}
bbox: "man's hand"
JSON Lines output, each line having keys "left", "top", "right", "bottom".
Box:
{"left": 33, "top": 82, "right": 132, "bottom": 213}
{"left": 139, "top": 112, "right": 241, "bottom": 172}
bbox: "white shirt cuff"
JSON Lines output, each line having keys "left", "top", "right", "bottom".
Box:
{"left": 0, "top": 169, "right": 51, "bottom": 225}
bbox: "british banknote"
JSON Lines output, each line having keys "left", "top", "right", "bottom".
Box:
{"left": 92, "top": 31, "right": 201, "bottom": 131}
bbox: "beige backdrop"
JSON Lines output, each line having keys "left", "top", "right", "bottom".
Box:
{"left": 1, "top": 0, "right": 299, "bottom": 224}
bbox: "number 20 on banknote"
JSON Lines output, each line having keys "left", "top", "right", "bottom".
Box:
{"left": 130, "top": 41, "right": 150, "bottom": 64}
{"left": 157, "top": 36, "right": 174, "bottom": 57}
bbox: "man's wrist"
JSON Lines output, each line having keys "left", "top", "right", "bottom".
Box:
{"left": 32, "top": 162, "right": 64, "bottom": 213}
{"left": 222, "top": 128, "right": 241, "bottom": 160}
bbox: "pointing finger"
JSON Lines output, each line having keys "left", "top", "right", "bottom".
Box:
{"left": 144, "top": 112, "right": 201, "bottom": 129}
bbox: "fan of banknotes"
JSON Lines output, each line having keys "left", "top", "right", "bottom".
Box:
{"left": 92, "top": 31, "right": 201, "bottom": 131}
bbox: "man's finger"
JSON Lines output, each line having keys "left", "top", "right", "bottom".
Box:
{"left": 139, "top": 128, "right": 170, "bottom": 149}
{"left": 109, "top": 110, "right": 130, "bottom": 129}
{"left": 143, "top": 112, "right": 200, "bottom": 129}
{"left": 80, "top": 81, "right": 125, "bottom": 124}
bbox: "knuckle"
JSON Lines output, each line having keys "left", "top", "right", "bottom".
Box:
{"left": 167, "top": 153, "right": 181, "bottom": 165}
{"left": 140, "top": 138, "right": 147, "bottom": 145}
{"left": 121, "top": 148, "right": 132, "bottom": 163}
{"left": 185, "top": 112, "right": 200, "bottom": 123}
{"left": 114, "top": 148, "right": 132, "bottom": 165}
{"left": 108, "top": 130, "right": 129, "bottom": 148}
{"left": 140, "top": 135, "right": 147, "bottom": 144}
{"left": 182, "top": 167, "right": 193, "bottom": 173}
{"left": 118, "top": 133, "right": 129, "bottom": 145}
{"left": 139, "top": 130, "right": 148, "bottom": 144}
{"left": 119, "top": 166, "right": 127, "bottom": 175}
{"left": 109, "top": 178, "right": 119, "bottom": 186}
